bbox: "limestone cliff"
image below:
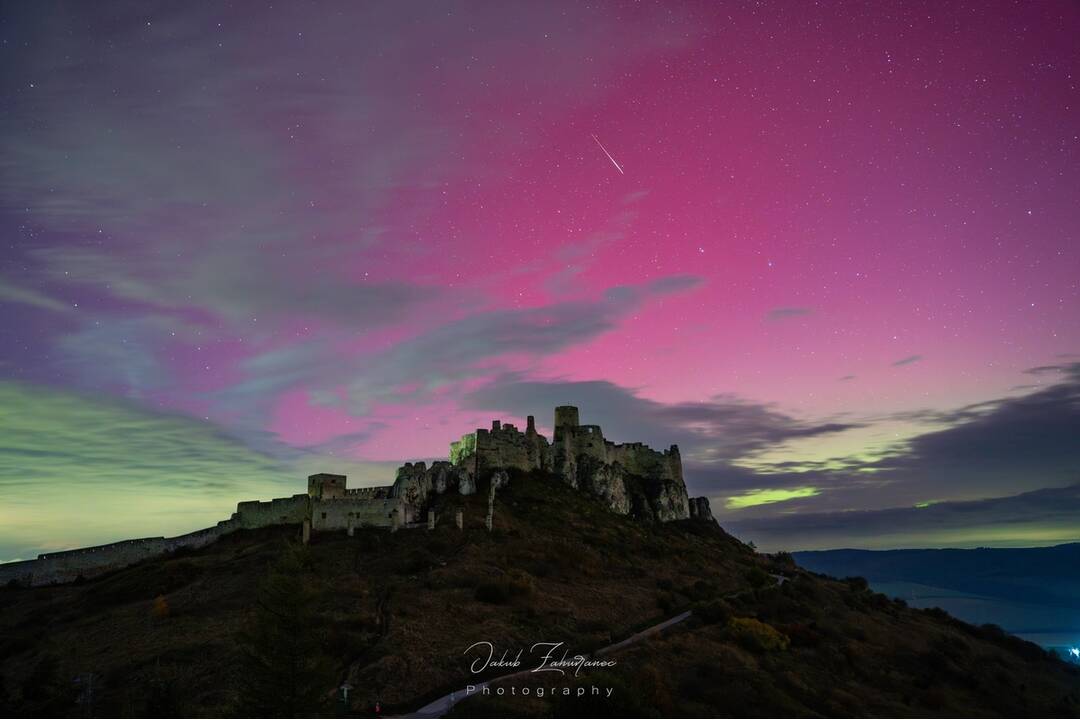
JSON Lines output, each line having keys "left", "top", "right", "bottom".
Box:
{"left": 391, "top": 461, "right": 475, "bottom": 522}
{"left": 689, "top": 495, "right": 715, "bottom": 522}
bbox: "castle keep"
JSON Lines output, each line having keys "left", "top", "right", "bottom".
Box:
{"left": 0, "top": 406, "right": 713, "bottom": 587}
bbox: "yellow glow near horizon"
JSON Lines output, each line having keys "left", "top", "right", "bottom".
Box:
{"left": 725, "top": 486, "right": 820, "bottom": 509}
{"left": 0, "top": 381, "right": 397, "bottom": 563}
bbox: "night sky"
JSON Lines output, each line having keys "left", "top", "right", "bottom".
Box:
{"left": 2, "top": 1, "right": 1079, "bottom": 560}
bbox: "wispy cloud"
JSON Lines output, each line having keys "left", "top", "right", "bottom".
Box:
{"left": 0, "top": 380, "right": 396, "bottom": 561}
{"left": 725, "top": 483, "right": 1080, "bottom": 551}
{"left": 892, "top": 354, "right": 923, "bottom": 367}
{"left": 0, "top": 278, "right": 70, "bottom": 313}
{"left": 766, "top": 307, "right": 813, "bottom": 321}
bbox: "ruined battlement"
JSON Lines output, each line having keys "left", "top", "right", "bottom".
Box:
{"left": 449, "top": 405, "right": 701, "bottom": 523}
{"left": 0, "top": 405, "right": 712, "bottom": 588}
{"left": 450, "top": 419, "right": 550, "bottom": 477}
{"left": 345, "top": 486, "right": 392, "bottom": 500}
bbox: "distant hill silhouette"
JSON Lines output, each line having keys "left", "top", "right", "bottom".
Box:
{"left": 795, "top": 544, "right": 1080, "bottom": 640}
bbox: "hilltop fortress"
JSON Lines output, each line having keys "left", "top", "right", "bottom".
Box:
{"left": 450, "top": 405, "right": 692, "bottom": 521}
{"left": 0, "top": 406, "right": 713, "bottom": 587}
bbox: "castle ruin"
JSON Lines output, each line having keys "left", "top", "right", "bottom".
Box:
{"left": 0, "top": 406, "right": 713, "bottom": 587}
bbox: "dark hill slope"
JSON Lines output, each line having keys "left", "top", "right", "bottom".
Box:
{"left": 1, "top": 471, "right": 1078, "bottom": 717}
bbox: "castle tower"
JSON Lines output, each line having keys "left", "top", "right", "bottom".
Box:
{"left": 308, "top": 473, "right": 346, "bottom": 499}
{"left": 553, "top": 405, "right": 580, "bottom": 442}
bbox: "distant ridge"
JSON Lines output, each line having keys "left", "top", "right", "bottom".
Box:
{"left": 794, "top": 543, "right": 1080, "bottom": 638}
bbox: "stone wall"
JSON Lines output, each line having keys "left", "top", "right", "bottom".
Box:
{"left": 308, "top": 472, "right": 347, "bottom": 499}
{"left": 0, "top": 517, "right": 243, "bottom": 587}
{"left": 345, "top": 486, "right": 392, "bottom": 500}
{"left": 311, "top": 498, "right": 399, "bottom": 531}
{"left": 452, "top": 421, "right": 550, "bottom": 477}
{"left": 234, "top": 494, "right": 310, "bottom": 529}
{"left": 449, "top": 432, "right": 477, "bottom": 466}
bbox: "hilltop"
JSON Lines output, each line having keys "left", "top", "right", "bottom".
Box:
{"left": 2, "top": 470, "right": 1078, "bottom": 717}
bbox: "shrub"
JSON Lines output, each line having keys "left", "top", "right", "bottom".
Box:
{"left": 474, "top": 571, "right": 534, "bottom": 604}
{"left": 729, "top": 617, "right": 790, "bottom": 652}
{"left": 505, "top": 569, "right": 535, "bottom": 597}
{"left": 776, "top": 622, "right": 823, "bottom": 648}
{"left": 475, "top": 581, "right": 510, "bottom": 604}
{"left": 690, "top": 579, "right": 716, "bottom": 601}
{"left": 844, "top": 576, "right": 869, "bottom": 592}
{"left": 772, "top": 551, "right": 796, "bottom": 568}
{"left": 695, "top": 599, "right": 732, "bottom": 626}
{"left": 152, "top": 594, "right": 170, "bottom": 619}
{"left": 745, "top": 567, "right": 770, "bottom": 588}
{"left": 399, "top": 549, "right": 437, "bottom": 575}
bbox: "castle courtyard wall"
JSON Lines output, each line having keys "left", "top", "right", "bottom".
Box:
{"left": 234, "top": 494, "right": 309, "bottom": 529}
{"left": 311, "top": 497, "right": 398, "bottom": 531}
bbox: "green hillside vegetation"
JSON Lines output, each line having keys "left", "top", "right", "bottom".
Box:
{"left": 1, "top": 470, "right": 1078, "bottom": 717}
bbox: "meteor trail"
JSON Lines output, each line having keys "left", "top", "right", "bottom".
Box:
{"left": 591, "top": 134, "right": 624, "bottom": 175}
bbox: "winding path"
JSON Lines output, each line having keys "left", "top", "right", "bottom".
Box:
{"left": 404, "top": 610, "right": 693, "bottom": 718}
{"left": 403, "top": 574, "right": 789, "bottom": 718}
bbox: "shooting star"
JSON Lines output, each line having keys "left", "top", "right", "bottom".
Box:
{"left": 591, "top": 134, "right": 625, "bottom": 175}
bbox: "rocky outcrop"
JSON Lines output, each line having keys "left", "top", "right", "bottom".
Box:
{"left": 570, "top": 456, "right": 690, "bottom": 522}
{"left": 457, "top": 468, "right": 477, "bottom": 496}
{"left": 689, "top": 496, "right": 715, "bottom": 522}
{"left": 391, "top": 461, "right": 476, "bottom": 512}
{"left": 577, "top": 461, "right": 632, "bottom": 515}
{"left": 648, "top": 474, "right": 692, "bottom": 522}
{"left": 391, "top": 462, "right": 433, "bottom": 510}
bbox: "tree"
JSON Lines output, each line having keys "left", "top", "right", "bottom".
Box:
{"left": 152, "top": 594, "right": 170, "bottom": 620}
{"left": 238, "top": 543, "right": 331, "bottom": 717}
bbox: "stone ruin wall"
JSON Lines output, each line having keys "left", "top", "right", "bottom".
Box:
{"left": 0, "top": 516, "right": 243, "bottom": 587}
{"left": 345, "top": 486, "right": 391, "bottom": 500}
{"left": 311, "top": 497, "right": 398, "bottom": 531}
{"left": 453, "top": 419, "right": 550, "bottom": 478}
{"left": 234, "top": 494, "right": 310, "bottom": 529}
{"left": 0, "top": 484, "right": 403, "bottom": 587}
{"left": 606, "top": 441, "right": 683, "bottom": 483}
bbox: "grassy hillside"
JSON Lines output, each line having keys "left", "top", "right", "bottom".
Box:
{"left": 1, "top": 470, "right": 1078, "bottom": 717}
